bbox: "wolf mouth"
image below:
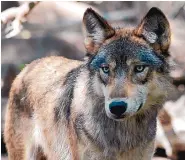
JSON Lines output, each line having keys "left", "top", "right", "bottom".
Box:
{"left": 137, "top": 103, "right": 143, "bottom": 112}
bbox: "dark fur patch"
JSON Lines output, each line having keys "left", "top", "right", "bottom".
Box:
{"left": 13, "top": 59, "right": 42, "bottom": 117}
{"left": 54, "top": 65, "right": 85, "bottom": 123}
{"left": 13, "top": 81, "right": 33, "bottom": 118}
{"left": 36, "top": 146, "right": 47, "bottom": 160}
{"left": 13, "top": 90, "right": 33, "bottom": 118}
{"left": 135, "top": 112, "right": 146, "bottom": 125}
{"left": 74, "top": 114, "right": 105, "bottom": 149}
{"left": 74, "top": 114, "right": 84, "bottom": 139}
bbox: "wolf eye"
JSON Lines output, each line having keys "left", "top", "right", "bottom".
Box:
{"left": 134, "top": 65, "right": 146, "bottom": 73}
{"left": 101, "top": 64, "right": 109, "bottom": 74}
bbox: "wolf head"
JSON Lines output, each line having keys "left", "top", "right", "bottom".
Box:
{"left": 83, "top": 7, "right": 171, "bottom": 120}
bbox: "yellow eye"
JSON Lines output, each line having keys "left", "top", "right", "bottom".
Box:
{"left": 134, "top": 65, "right": 146, "bottom": 73}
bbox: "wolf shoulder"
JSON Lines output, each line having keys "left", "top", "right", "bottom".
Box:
{"left": 9, "top": 56, "right": 83, "bottom": 111}
{"left": 13, "top": 56, "right": 83, "bottom": 87}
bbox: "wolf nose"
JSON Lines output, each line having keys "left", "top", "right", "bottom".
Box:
{"left": 109, "top": 101, "right": 127, "bottom": 117}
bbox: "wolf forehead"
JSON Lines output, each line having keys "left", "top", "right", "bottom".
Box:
{"left": 90, "top": 38, "right": 164, "bottom": 69}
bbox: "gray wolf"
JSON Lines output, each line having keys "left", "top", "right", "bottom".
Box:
{"left": 4, "top": 7, "right": 172, "bottom": 160}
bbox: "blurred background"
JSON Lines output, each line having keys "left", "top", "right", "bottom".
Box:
{"left": 1, "top": 1, "right": 185, "bottom": 160}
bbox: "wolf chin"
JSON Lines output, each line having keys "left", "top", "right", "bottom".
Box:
{"left": 4, "top": 7, "right": 172, "bottom": 160}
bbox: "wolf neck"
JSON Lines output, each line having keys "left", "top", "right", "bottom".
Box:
{"left": 82, "top": 96, "right": 157, "bottom": 154}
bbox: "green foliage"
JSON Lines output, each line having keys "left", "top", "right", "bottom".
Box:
{"left": 18, "top": 64, "right": 25, "bottom": 71}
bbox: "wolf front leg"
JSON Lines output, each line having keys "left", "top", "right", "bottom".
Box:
{"left": 143, "top": 139, "right": 155, "bottom": 160}
{"left": 67, "top": 120, "right": 80, "bottom": 160}
{"left": 140, "top": 140, "right": 156, "bottom": 160}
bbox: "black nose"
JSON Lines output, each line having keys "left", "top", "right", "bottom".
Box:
{"left": 109, "top": 101, "right": 127, "bottom": 117}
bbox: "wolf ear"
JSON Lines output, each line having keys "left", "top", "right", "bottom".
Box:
{"left": 135, "top": 7, "right": 171, "bottom": 55}
{"left": 83, "top": 8, "right": 115, "bottom": 54}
